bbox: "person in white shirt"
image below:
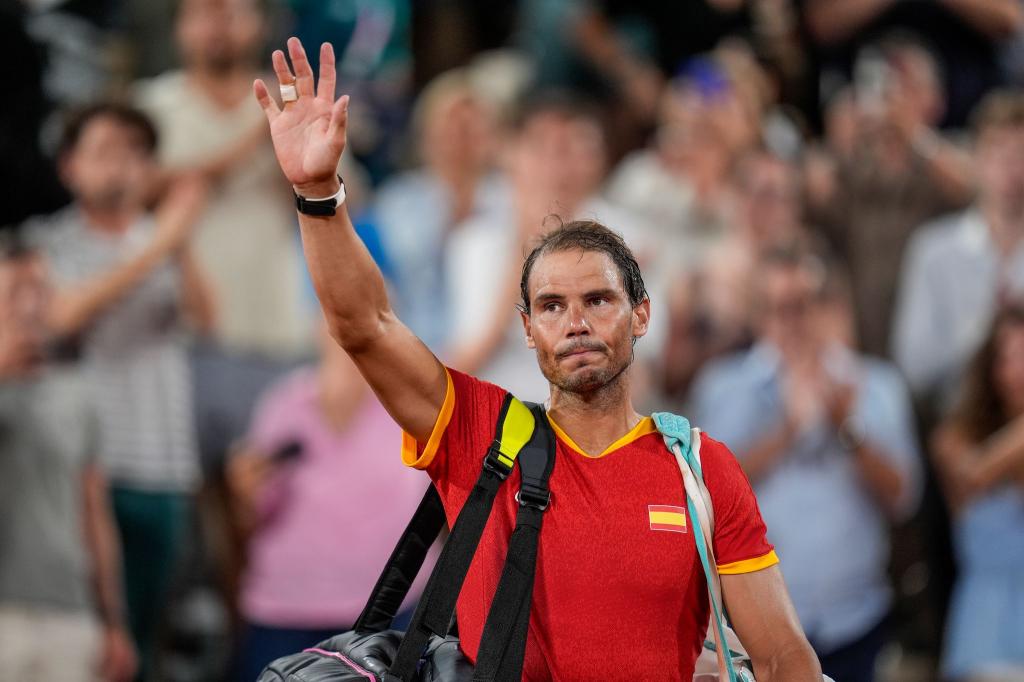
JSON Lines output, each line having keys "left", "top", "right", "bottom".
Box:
{"left": 135, "top": 0, "right": 315, "bottom": 359}
{"left": 893, "top": 90, "right": 1024, "bottom": 411}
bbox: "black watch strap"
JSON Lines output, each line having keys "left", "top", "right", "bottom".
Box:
{"left": 294, "top": 175, "right": 344, "bottom": 217}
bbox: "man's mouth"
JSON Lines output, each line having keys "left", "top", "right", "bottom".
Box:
{"left": 557, "top": 345, "right": 605, "bottom": 360}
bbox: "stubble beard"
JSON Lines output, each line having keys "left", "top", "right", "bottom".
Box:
{"left": 542, "top": 349, "right": 633, "bottom": 403}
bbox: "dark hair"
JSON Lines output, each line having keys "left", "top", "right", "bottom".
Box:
{"left": 950, "top": 303, "right": 1024, "bottom": 442}
{"left": 518, "top": 219, "right": 647, "bottom": 314}
{"left": 58, "top": 102, "right": 159, "bottom": 157}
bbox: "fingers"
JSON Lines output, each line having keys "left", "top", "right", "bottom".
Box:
{"left": 271, "top": 49, "right": 294, "bottom": 89}
{"left": 327, "top": 94, "right": 350, "bottom": 145}
{"left": 287, "top": 36, "right": 315, "bottom": 98}
{"left": 252, "top": 79, "right": 279, "bottom": 121}
{"left": 317, "top": 42, "right": 336, "bottom": 103}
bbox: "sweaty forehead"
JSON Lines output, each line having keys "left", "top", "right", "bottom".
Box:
{"left": 528, "top": 249, "right": 623, "bottom": 299}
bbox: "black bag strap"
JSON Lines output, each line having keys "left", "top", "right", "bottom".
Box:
{"left": 471, "top": 402, "right": 555, "bottom": 682}
{"left": 353, "top": 485, "right": 448, "bottom": 634}
{"left": 387, "top": 393, "right": 541, "bottom": 681}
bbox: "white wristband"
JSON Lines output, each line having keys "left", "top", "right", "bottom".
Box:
{"left": 295, "top": 181, "right": 347, "bottom": 204}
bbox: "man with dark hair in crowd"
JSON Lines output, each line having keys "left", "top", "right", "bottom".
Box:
{"left": 0, "top": 241, "right": 136, "bottom": 682}
{"left": 24, "top": 102, "right": 214, "bottom": 679}
{"left": 249, "top": 37, "right": 824, "bottom": 679}
{"left": 692, "top": 247, "right": 921, "bottom": 682}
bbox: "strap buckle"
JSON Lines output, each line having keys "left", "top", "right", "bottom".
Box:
{"left": 483, "top": 442, "right": 513, "bottom": 480}
{"left": 515, "top": 487, "right": 551, "bottom": 511}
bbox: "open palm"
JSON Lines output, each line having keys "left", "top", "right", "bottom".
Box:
{"left": 253, "top": 38, "right": 348, "bottom": 192}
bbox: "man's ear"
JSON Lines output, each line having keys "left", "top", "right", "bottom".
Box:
{"left": 632, "top": 297, "right": 651, "bottom": 339}
{"left": 520, "top": 309, "right": 535, "bottom": 349}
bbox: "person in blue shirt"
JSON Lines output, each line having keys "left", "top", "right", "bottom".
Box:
{"left": 691, "top": 245, "right": 922, "bottom": 682}
{"left": 932, "top": 304, "right": 1024, "bottom": 681}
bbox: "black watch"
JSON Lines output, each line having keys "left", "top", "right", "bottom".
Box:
{"left": 294, "top": 175, "right": 346, "bottom": 217}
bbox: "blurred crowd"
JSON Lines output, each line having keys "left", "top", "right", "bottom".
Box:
{"left": 2, "top": 0, "right": 1024, "bottom": 680}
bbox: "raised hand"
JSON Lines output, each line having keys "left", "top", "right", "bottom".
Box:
{"left": 253, "top": 38, "right": 348, "bottom": 196}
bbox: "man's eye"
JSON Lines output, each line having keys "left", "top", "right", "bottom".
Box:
{"left": 589, "top": 297, "right": 607, "bottom": 306}
{"left": 544, "top": 302, "right": 563, "bottom": 312}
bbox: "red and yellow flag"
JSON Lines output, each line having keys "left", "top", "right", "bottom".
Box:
{"left": 648, "top": 504, "right": 687, "bottom": 533}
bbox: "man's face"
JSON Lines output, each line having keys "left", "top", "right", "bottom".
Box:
{"left": 976, "top": 126, "right": 1024, "bottom": 209}
{"left": 511, "top": 113, "right": 605, "bottom": 209}
{"left": 521, "top": 249, "right": 649, "bottom": 394}
{"left": 737, "top": 156, "right": 800, "bottom": 244}
{"left": 176, "top": 0, "right": 263, "bottom": 73}
{"left": 61, "top": 116, "right": 155, "bottom": 212}
{"left": 758, "top": 265, "right": 823, "bottom": 355}
{"left": 421, "top": 92, "right": 494, "bottom": 175}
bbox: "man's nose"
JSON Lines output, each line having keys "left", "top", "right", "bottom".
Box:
{"left": 566, "top": 304, "right": 590, "bottom": 336}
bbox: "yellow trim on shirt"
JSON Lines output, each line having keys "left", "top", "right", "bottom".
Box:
{"left": 717, "top": 550, "right": 780, "bottom": 575}
{"left": 401, "top": 368, "right": 455, "bottom": 470}
{"left": 548, "top": 416, "right": 658, "bottom": 458}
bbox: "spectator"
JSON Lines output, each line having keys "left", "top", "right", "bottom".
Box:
{"left": 136, "top": 0, "right": 315, "bottom": 359}
{"left": 691, "top": 247, "right": 922, "bottom": 682}
{"left": 806, "top": 36, "right": 973, "bottom": 357}
{"left": 374, "top": 68, "right": 506, "bottom": 350}
{"left": 0, "top": 242, "right": 136, "bottom": 682}
{"left": 606, "top": 59, "right": 745, "bottom": 280}
{"left": 661, "top": 150, "right": 812, "bottom": 401}
{"left": 25, "top": 103, "right": 213, "bottom": 679}
{"left": 515, "top": 0, "right": 758, "bottom": 143}
{"left": 893, "top": 90, "right": 1024, "bottom": 411}
{"left": 227, "top": 323, "right": 429, "bottom": 680}
{"left": 931, "top": 304, "right": 1024, "bottom": 681}
{"left": 445, "top": 92, "right": 652, "bottom": 401}
{"left": 801, "top": 0, "right": 1021, "bottom": 127}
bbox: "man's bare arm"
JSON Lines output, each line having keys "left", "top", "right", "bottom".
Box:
{"left": 254, "top": 38, "right": 444, "bottom": 442}
{"left": 49, "top": 177, "right": 206, "bottom": 336}
{"left": 82, "top": 463, "right": 137, "bottom": 682}
{"left": 177, "top": 245, "right": 217, "bottom": 335}
{"left": 723, "top": 566, "right": 822, "bottom": 681}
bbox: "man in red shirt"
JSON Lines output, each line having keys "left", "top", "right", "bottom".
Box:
{"left": 252, "top": 37, "right": 823, "bottom": 680}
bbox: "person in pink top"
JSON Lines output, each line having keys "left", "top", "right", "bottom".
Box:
{"left": 228, "top": 325, "right": 429, "bottom": 680}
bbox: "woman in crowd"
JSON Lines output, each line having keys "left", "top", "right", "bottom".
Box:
{"left": 932, "top": 304, "right": 1024, "bottom": 681}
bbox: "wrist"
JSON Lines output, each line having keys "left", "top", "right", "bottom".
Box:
{"left": 294, "top": 177, "right": 342, "bottom": 199}
{"left": 837, "top": 415, "right": 867, "bottom": 452}
{"left": 99, "top": 606, "right": 127, "bottom": 630}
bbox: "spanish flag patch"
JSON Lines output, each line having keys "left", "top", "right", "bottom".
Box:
{"left": 648, "top": 504, "right": 687, "bottom": 533}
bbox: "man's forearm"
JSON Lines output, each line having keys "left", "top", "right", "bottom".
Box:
{"left": 851, "top": 442, "right": 906, "bottom": 518}
{"left": 754, "top": 643, "right": 823, "bottom": 681}
{"left": 294, "top": 189, "right": 392, "bottom": 350}
{"left": 49, "top": 236, "right": 173, "bottom": 335}
{"left": 941, "top": 0, "right": 1023, "bottom": 38}
{"left": 804, "top": 0, "right": 892, "bottom": 44}
{"left": 82, "top": 465, "right": 127, "bottom": 629}
{"left": 177, "top": 247, "right": 217, "bottom": 334}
